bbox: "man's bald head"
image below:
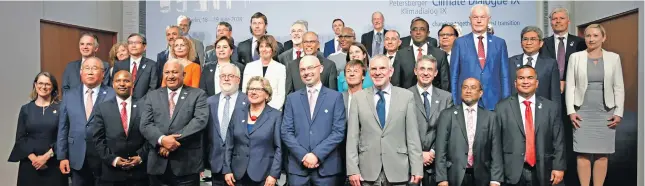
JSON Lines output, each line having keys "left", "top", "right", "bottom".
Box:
{"left": 299, "top": 55, "right": 323, "bottom": 87}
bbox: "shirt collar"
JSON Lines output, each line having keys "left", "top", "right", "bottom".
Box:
{"left": 518, "top": 94, "right": 536, "bottom": 105}
{"left": 117, "top": 96, "right": 132, "bottom": 106}
{"left": 416, "top": 84, "right": 433, "bottom": 97}
{"left": 474, "top": 32, "right": 488, "bottom": 40}
{"left": 523, "top": 52, "right": 539, "bottom": 62}
{"left": 83, "top": 84, "right": 101, "bottom": 95}
{"left": 221, "top": 91, "right": 238, "bottom": 100}
{"left": 167, "top": 86, "right": 183, "bottom": 94}
{"left": 555, "top": 32, "right": 569, "bottom": 40}
{"left": 307, "top": 82, "right": 323, "bottom": 93}
{"left": 462, "top": 102, "right": 478, "bottom": 112}
{"left": 130, "top": 56, "right": 142, "bottom": 64}
{"left": 374, "top": 83, "right": 392, "bottom": 95}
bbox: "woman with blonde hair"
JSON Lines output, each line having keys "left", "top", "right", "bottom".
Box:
{"left": 108, "top": 42, "right": 129, "bottom": 78}
{"left": 162, "top": 36, "right": 201, "bottom": 88}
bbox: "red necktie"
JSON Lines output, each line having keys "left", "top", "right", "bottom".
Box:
{"left": 296, "top": 50, "right": 302, "bottom": 59}
{"left": 417, "top": 47, "right": 423, "bottom": 61}
{"left": 120, "top": 101, "right": 128, "bottom": 135}
{"left": 131, "top": 62, "right": 138, "bottom": 82}
{"left": 477, "top": 36, "right": 486, "bottom": 68}
{"left": 523, "top": 100, "right": 536, "bottom": 167}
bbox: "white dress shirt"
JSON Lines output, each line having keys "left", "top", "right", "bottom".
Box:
{"left": 473, "top": 32, "right": 489, "bottom": 58}
{"left": 412, "top": 43, "right": 429, "bottom": 62}
{"left": 157, "top": 86, "right": 184, "bottom": 145}
{"left": 373, "top": 83, "right": 392, "bottom": 121}
{"left": 251, "top": 37, "right": 259, "bottom": 57}
{"left": 130, "top": 56, "right": 142, "bottom": 72}
{"left": 218, "top": 91, "right": 238, "bottom": 125}
{"left": 112, "top": 96, "right": 133, "bottom": 167}
{"left": 554, "top": 33, "right": 569, "bottom": 57}
{"left": 83, "top": 84, "right": 100, "bottom": 107}
{"left": 523, "top": 52, "right": 539, "bottom": 68}
{"left": 334, "top": 38, "right": 340, "bottom": 52}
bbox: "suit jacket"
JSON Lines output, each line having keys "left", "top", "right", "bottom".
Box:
{"left": 204, "top": 47, "right": 239, "bottom": 65}
{"left": 241, "top": 60, "right": 286, "bottom": 110}
{"left": 346, "top": 86, "right": 423, "bottom": 182}
{"left": 361, "top": 29, "right": 388, "bottom": 56}
{"left": 565, "top": 50, "right": 624, "bottom": 117}
{"left": 399, "top": 36, "right": 439, "bottom": 49}
{"left": 9, "top": 102, "right": 60, "bottom": 162}
{"left": 61, "top": 60, "right": 111, "bottom": 93}
{"left": 281, "top": 86, "right": 346, "bottom": 176}
{"left": 391, "top": 45, "right": 451, "bottom": 90}
{"left": 206, "top": 91, "right": 248, "bottom": 174}
{"left": 199, "top": 62, "right": 246, "bottom": 96}
{"left": 450, "top": 33, "right": 510, "bottom": 110}
{"left": 285, "top": 53, "right": 338, "bottom": 95}
{"left": 323, "top": 39, "right": 336, "bottom": 58}
{"left": 496, "top": 95, "right": 565, "bottom": 185}
{"left": 191, "top": 37, "right": 206, "bottom": 66}
{"left": 434, "top": 104, "right": 503, "bottom": 186}
{"left": 157, "top": 49, "right": 170, "bottom": 87}
{"left": 89, "top": 98, "right": 147, "bottom": 181}
{"left": 237, "top": 37, "right": 284, "bottom": 65}
{"left": 540, "top": 34, "right": 587, "bottom": 80}
{"left": 508, "top": 54, "right": 561, "bottom": 103}
{"left": 112, "top": 57, "right": 159, "bottom": 102}
{"left": 139, "top": 86, "right": 209, "bottom": 176}
{"left": 408, "top": 85, "right": 453, "bottom": 174}
{"left": 57, "top": 85, "right": 115, "bottom": 170}
{"left": 283, "top": 40, "right": 293, "bottom": 51}
{"left": 277, "top": 48, "right": 301, "bottom": 69}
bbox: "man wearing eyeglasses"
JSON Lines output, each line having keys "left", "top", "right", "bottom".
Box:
{"left": 508, "top": 26, "right": 560, "bottom": 103}
{"left": 327, "top": 27, "right": 356, "bottom": 73}
{"left": 285, "top": 32, "right": 338, "bottom": 95}
{"left": 278, "top": 20, "right": 308, "bottom": 69}
{"left": 61, "top": 33, "right": 111, "bottom": 93}
{"left": 111, "top": 33, "right": 159, "bottom": 102}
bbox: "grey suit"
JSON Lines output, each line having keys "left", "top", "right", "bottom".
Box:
{"left": 435, "top": 104, "right": 503, "bottom": 186}
{"left": 408, "top": 85, "right": 453, "bottom": 185}
{"left": 277, "top": 49, "right": 299, "bottom": 69}
{"left": 327, "top": 52, "right": 348, "bottom": 73}
{"left": 346, "top": 86, "right": 423, "bottom": 183}
{"left": 139, "top": 86, "right": 209, "bottom": 179}
{"left": 191, "top": 37, "right": 206, "bottom": 66}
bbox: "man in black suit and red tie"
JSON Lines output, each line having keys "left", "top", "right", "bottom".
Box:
{"left": 112, "top": 33, "right": 158, "bottom": 101}
{"left": 495, "top": 66, "right": 566, "bottom": 186}
{"left": 89, "top": 70, "right": 148, "bottom": 186}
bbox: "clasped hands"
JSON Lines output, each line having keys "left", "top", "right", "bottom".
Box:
{"left": 423, "top": 151, "right": 435, "bottom": 166}
{"left": 159, "top": 134, "right": 182, "bottom": 158}
{"left": 115, "top": 156, "right": 143, "bottom": 170}
{"left": 302, "top": 153, "right": 319, "bottom": 169}
{"left": 28, "top": 153, "right": 51, "bottom": 170}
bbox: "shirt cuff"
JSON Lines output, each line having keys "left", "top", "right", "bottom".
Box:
{"left": 112, "top": 157, "right": 120, "bottom": 167}
{"left": 430, "top": 149, "right": 435, "bottom": 154}
{"left": 491, "top": 181, "right": 501, "bottom": 186}
{"left": 157, "top": 135, "right": 165, "bottom": 146}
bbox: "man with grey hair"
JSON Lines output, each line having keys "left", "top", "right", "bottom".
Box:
{"left": 177, "top": 15, "right": 206, "bottom": 66}
{"left": 278, "top": 20, "right": 308, "bottom": 68}
{"left": 409, "top": 55, "right": 453, "bottom": 186}
{"left": 383, "top": 30, "right": 402, "bottom": 66}
{"left": 361, "top": 12, "right": 387, "bottom": 56}
{"left": 199, "top": 57, "right": 245, "bottom": 96}
{"left": 283, "top": 20, "right": 308, "bottom": 51}
{"left": 205, "top": 22, "right": 239, "bottom": 63}
{"left": 206, "top": 63, "right": 247, "bottom": 186}
{"left": 62, "top": 33, "right": 111, "bottom": 93}
{"left": 157, "top": 25, "right": 182, "bottom": 85}
{"left": 509, "top": 26, "right": 560, "bottom": 103}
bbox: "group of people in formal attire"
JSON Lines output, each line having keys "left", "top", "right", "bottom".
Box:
{"left": 9, "top": 4, "right": 625, "bottom": 186}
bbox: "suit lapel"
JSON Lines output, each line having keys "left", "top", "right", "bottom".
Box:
{"left": 88, "top": 86, "right": 109, "bottom": 123}
{"left": 410, "top": 86, "right": 427, "bottom": 119}
{"left": 299, "top": 90, "right": 313, "bottom": 124}
{"left": 485, "top": 36, "right": 495, "bottom": 69}
{"left": 211, "top": 94, "right": 222, "bottom": 138}
{"left": 534, "top": 97, "right": 545, "bottom": 134}
{"left": 535, "top": 55, "right": 548, "bottom": 79}
{"left": 365, "top": 87, "right": 381, "bottom": 128}
{"left": 384, "top": 88, "right": 396, "bottom": 131}
{"left": 207, "top": 64, "right": 218, "bottom": 94}
{"left": 106, "top": 99, "right": 126, "bottom": 137}
{"left": 342, "top": 92, "right": 349, "bottom": 110}
{"left": 545, "top": 37, "right": 556, "bottom": 57}
{"left": 509, "top": 96, "right": 526, "bottom": 136}
{"left": 126, "top": 100, "right": 139, "bottom": 137}
{"left": 311, "top": 88, "right": 327, "bottom": 121}
{"left": 79, "top": 87, "right": 89, "bottom": 121}
{"left": 465, "top": 33, "right": 480, "bottom": 64}
{"left": 474, "top": 107, "right": 488, "bottom": 150}
{"left": 565, "top": 34, "right": 577, "bottom": 57}
{"left": 429, "top": 87, "right": 442, "bottom": 120}
{"left": 159, "top": 88, "right": 171, "bottom": 121}
{"left": 133, "top": 58, "right": 145, "bottom": 86}
{"left": 455, "top": 105, "right": 468, "bottom": 142}
{"left": 250, "top": 108, "right": 270, "bottom": 135}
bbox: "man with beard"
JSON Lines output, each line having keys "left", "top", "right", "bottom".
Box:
{"left": 282, "top": 55, "right": 346, "bottom": 185}
{"left": 285, "top": 32, "right": 338, "bottom": 94}
{"left": 278, "top": 20, "right": 308, "bottom": 69}
{"left": 89, "top": 70, "right": 148, "bottom": 186}
{"left": 391, "top": 17, "right": 450, "bottom": 91}
{"left": 205, "top": 63, "right": 248, "bottom": 186}
{"left": 328, "top": 27, "right": 356, "bottom": 73}
{"left": 61, "top": 33, "right": 111, "bottom": 93}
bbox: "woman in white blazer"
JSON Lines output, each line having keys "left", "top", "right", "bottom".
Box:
{"left": 565, "top": 24, "right": 624, "bottom": 186}
{"left": 242, "top": 35, "right": 286, "bottom": 110}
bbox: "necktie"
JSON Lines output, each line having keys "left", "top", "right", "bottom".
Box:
{"left": 131, "top": 61, "right": 138, "bottom": 82}
{"left": 526, "top": 56, "right": 534, "bottom": 67}
{"left": 466, "top": 107, "right": 475, "bottom": 168}
{"left": 388, "top": 56, "right": 394, "bottom": 60}
{"left": 375, "top": 32, "right": 383, "bottom": 55}
{"left": 376, "top": 90, "right": 386, "bottom": 128}
{"left": 85, "top": 89, "right": 94, "bottom": 120}
{"left": 308, "top": 89, "right": 317, "bottom": 119}
{"left": 417, "top": 47, "right": 423, "bottom": 61}
{"left": 335, "top": 40, "right": 340, "bottom": 52}
{"left": 120, "top": 101, "right": 128, "bottom": 135}
{"left": 477, "top": 36, "right": 486, "bottom": 68}
{"left": 523, "top": 100, "right": 536, "bottom": 167}
{"left": 556, "top": 37, "right": 566, "bottom": 79}
{"left": 252, "top": 40, "right": 259, "bottom": 61}
{"left": 169, "top": 91, "right": 177, "bottom": 119}
{"left": 296, "top": 50, "right": 302, "bottom": 59}
{"left": 221, "top": 96, "right": 231, "bottom": 141}
{"left": 422, "top": 92, "right": 431, "bottom": 120}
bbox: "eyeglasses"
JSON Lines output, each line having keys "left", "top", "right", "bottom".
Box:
{"left": 339, "top": 35, "right": 354, "bottom": 39}
{"left": 36, "top": 82, "right": 52, "bottom": 87}
{"left": 128, "top": 41, "right": 143, "bottom": 45}
{"left": 247, "top": 87, "right": 266, "bottom": 93}
{"left": 302, "top": 40, "right": 318, "bottom": 44}
{"left": 439, "top": 33, "right": 455, "bottom": 37}
{"left": 522, "top": 37, "right": 541, "bottom": 42}
{"left": 300, "top": 65, "right": 321, "bottom": 72}
{"left": 461, "top": 85, "right": 481, "bottom": 91}
{"left": 411, "top": 27, "right": 427, "bottom": 32}
{"left": 219, "top": 74, "right": 238, "bottom": 79}
{"left": 82, "top": 66, "right": 103, "bottom": 72}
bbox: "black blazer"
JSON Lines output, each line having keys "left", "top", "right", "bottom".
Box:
{"left": 283, "top": 40, "right": 293, "bottom": 52}
{"left": 360, "top": 29, "right": 388, "bottom": 56}
{"left": 9, "top": 102, "right": 60, "bottom": 162}
{"left": 399, "top": 36, "right": 439, "bottom": 49}
{"left": 112, "top": 57, "right": 159, "bottom": 102}
{"left": 62, "top": 60, "right": 111, "bottom": 93}
{"left": 199, "top": 62, "right": 246, "bottom": 96}
{"left": 495, "top": 96, "right": 565, "bottom": 185}
{"left": 540, "top": 34, "right": 586, "bottom": 80}
{"left": 237, "top": 37, "right": 284, "bottom": 65}
{"left": 285, "top": 53, "right": 338, "bottom": 94}
{"left": 508, "top": 54, "right": 561, "bottom": 103}
{"left": 391, "top": 45, "right": 450, "bottom": 91}
{"left": 89, "top": 98, "right": 147, "bottom": 181}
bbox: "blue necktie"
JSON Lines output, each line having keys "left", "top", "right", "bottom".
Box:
{"left": 376, "top": 90, "right": 386, "bottom": 128}
{"left": 422, "top": 92, "right": 431, "bottom": 120}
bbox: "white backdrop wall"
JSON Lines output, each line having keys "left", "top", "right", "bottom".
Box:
{"left": 145, "top": 0, "right": 538, "bottom": 58}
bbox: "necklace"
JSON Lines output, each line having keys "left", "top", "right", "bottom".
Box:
{"left": 249, "top": 111, "right": 258, "bottom": 121}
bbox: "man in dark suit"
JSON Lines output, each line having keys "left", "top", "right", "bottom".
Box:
{"left": 205, "top": 22, "right": 239, "bottom": 64}
{"left": 509, "top": 26, "right": 560, "bottom": 103}
{"left": 62, "top": 33, "right": 110, "bottom": 93}
{"left": 540, "top": 8, "right": 586, "bottom": 94}
{"left": 383, "top": 30, "right": 401, "bottom": 66}
{"left": 392, "top": 17, "right": 450, "bottom": 91}
{"left": 285, "top": 32, "right": 338, "bottom": 94}
{"left": 205, "top": 63, "right": 248, "bottom": 186}
{"left": 323, "top": 19, "right": 345, "bottom": 57}
{"left": 89, "top": 70, "right": 148, "bottom": 186}
{"left": 408, "top": 55, "right": 453, "bottom": 186}
{"left": 399, "top": 17, "right": 438, "bottom": 49}
{"left": 199, "top": 61, "right": 245, "bottom": 97}
{"left": 361, "top": 11, "right": 387, "bottom": 56}
{"left": 496, "top": 66, "right": 565, "bottom": 186}
{"left": 58, "top": 57, "right": 116, "bottom": 186}
{"left": 157, "top": 25, "right": 181, "bottom": 86}
{"left": 237, "top": 12, "right": 284, "bottom": 64}
{"left": 435, "top": 78, "right": 503, "bottom": 186}
{"left": 112, "top": 33, "right": 158, "bottom": 101}
{"left": 139, "top": 60, "right": 209, "bottom": 186}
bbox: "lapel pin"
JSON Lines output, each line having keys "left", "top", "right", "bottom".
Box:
{"left": 570, "top": 41, "right": 574, "bottom": 46}
{"left": 102, "top": 91, "right": 106, "bottom": 94}
{"left": 53, "top": 110, "right": 57, "bottom": 114}
{"left": 435, "top": 100, "right": 439, "bottom": 103}
{"left": 324, "top": 109, "right": 328, "bottom": 113}
{"left": 242, "top": 102, "right": 246, "bottom": 105}
{"left": 242, "top": 120, "right": 245, "bottom": 122}
{"left": 488, "top": 40, "right": 492, "bottom": 42}
{"left": 538, "top": 103, "right": 542, "bottom": 109}
{"left": 133, "top": 105, "right": 137, "bottom": 108}
{"left": 454, "top": 111, "right": 458, "bottom": 115}
{"left": 516, "top": 64, "right": 520, "bottom": 68}
{"left": 210, "top": 69, "right": 213, "bottom": 72}
{"left": 142, "top": 64, "right": 146, "bottom": 69}
{"left": 181, "top": 96, "right": 185, "bottom": 99}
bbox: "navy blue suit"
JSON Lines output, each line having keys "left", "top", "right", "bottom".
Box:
{"left": 323, "top": 39, "right": 336, "bottom": 58}
{"left": 57, "top": 85, "right": 115, "bottom": 186}
{"left": 206, "top": 92, "right": 247, "bottom": 181}
{"left": 450, "top": 33, "right": 511, "bottom": 110}
{"left": 156, "top": 50, "right": 170, "bottom": 87}
{"left": 223, "top": 105, "right": 282, "bottom": 184}
{"left": 61, "top": 60, "right": 111, "bottom": 93}
{"left": 281, "top": 86, "right": 346, "bottom": 185}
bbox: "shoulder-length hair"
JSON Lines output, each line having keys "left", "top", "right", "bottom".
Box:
{"left": 345, "top": 42, "right": 370, "bottom": 67}
{"left": 171, "top": 36, "right": 197, "bottom": 62}
{"left": 108, "top": 42, "right": 128, "bottom": 67}
{"left": 30, "top": 72, "right": 61, "bottom": 104}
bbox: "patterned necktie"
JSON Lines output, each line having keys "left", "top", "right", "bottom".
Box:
{"left": 296, "top": 50, "right": 302, "bottom": 59}
{"left": 221, "top": 96, "right": 231, "bottom": 141}
{"left": 308, "top": 89, "right": 317, "bottom": 119}
{"left": 417, "top": 47, "right": 423, "bottom": 61}
{"left": 169, "top": 91, "right": 177, "bottom": 118}
{"left": 422, "top": 92, "right": 431, "bottom": 120}
{"left": 523, "top": 100, "right": 536, "bottom": 167}
{"left": 466, "top": 107, "right": 476, "bottom": 168}
{"left": 375, "top": 32, "right": 383, "bottom": 55}
{"left": 376, "top": 90, "right": 386, "bottom": 128}
{"left": 556, "top": 37, "right": 566, "bottom": 79}
{"left": 85, "top": 89, "right": 94, "bottom": 120}
{"left": 120, "top": 101, "right": 128, "bottom": 135}
{"left": 131, "top": 61, "right": 138, "bottom": 82}
{"left": 477, "top": 36, "right": 486, "bottom": 68}
{"left": 526, "top": 56, "right": 534, "bottom": 67}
